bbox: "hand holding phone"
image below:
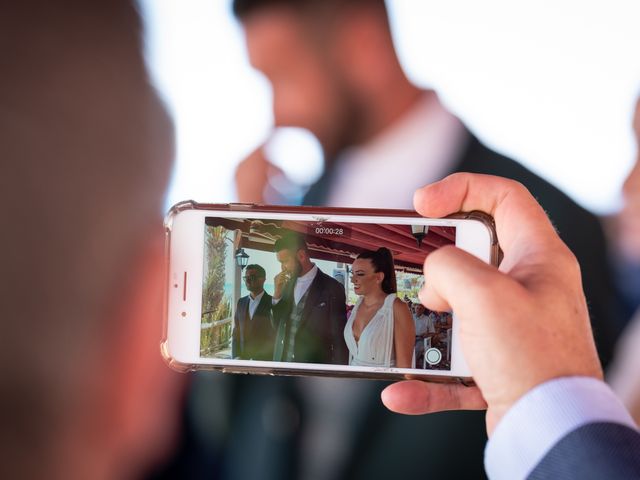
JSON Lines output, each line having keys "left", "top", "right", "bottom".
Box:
{"left": 381, "top": 173, "right": 603, "bottom": 434}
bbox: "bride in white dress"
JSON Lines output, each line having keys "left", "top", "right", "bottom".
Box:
{"left": 344, "top": 248, "right": 415, "bottom": 368}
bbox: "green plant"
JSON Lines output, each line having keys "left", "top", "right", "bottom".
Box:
{"left": 201, "top": 226, "right": 227, "bottom": 323}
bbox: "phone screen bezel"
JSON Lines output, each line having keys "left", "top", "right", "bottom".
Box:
{"left": 164, "top": 204, "right": 495, "bottom": 382}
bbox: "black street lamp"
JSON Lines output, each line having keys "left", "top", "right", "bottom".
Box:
{"left": 234, "top": 248, "right": 250, "bottom": 269}
{"left": 411, "top": 225, "right": 429, "bottom": 248}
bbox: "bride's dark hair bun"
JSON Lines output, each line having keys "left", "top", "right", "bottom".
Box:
{"left": 356, "top": 247, "right": 397, "bottom": 294}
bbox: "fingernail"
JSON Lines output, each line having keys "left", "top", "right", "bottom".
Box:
{"left": 380, "top": 387, "right": 391, "bottom": 405}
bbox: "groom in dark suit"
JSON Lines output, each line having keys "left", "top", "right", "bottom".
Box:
{"left": 232, "top": 264, "right": 274, "bottom": 360}
{"left": 271, "top": 234, "right": 348, "bottom": 364}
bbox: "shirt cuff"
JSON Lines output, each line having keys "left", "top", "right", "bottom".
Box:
{"left": 484, "top": 376, "right": 637, "bottom": 480}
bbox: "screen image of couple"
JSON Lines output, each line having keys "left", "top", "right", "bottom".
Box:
{"left": 200, "top": 217, "right": 455, "bottom": 371}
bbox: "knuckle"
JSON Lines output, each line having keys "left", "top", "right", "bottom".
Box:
{"left": 555, "top": 244, "right": 582, "bottom": 281}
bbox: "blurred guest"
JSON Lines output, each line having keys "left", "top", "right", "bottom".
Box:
{"left": 437, "top": 312, "right": 453, "bottom": 332}
{"left": 0, "top": 2, "right": 184, "bottom": 479}
{"left": 232, "top": 264, "right": 274, "bottom": 360}
{"left": 345, "top": 248, "right": 414, "bottom": 368}
{"left": 413, "top": 304, "right": 436, "bottom": 338}
{"left": 412, "top": 304, "right": 435, "bottom": 368}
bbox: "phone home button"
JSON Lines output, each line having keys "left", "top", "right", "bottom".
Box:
{"left": 425, "top": 348, "right": 442, "bottom": 366}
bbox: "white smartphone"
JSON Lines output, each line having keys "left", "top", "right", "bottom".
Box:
{"left": 162, "top": 202, "right": 499, "bottom": 384}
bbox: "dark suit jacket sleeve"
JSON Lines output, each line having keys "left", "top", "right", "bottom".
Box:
{"left": 257, "top": 293, "right": 274, "bottom": 329}
{"left": 327, "top": 278, "right": 348, "bottom": 364}
{"left": 232, "top": 298, "right": 242, "bottom": 358}
{"left": 271, "top": 284, "right": 293, "bottom": 328}
{"left": 271, "top": 296, "right": 286, "bottom": 325}
{"left": 528, "top": 422, "right": 640, "bottom": 479}
{"left": 271, "top": 284, "right": 294, "bottom": 361}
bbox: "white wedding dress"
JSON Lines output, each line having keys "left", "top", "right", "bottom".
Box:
{"left": 344, "top": 293, "right": 396, "bottom": 367}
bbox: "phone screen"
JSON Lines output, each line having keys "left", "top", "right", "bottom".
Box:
{"left": 200, "top": 216, "right": 454, "bottom": 371}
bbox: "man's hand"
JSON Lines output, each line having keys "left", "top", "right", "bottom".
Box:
{"left": 381, "top": 173, "right": 602, "bottom": 435}
{"left": 234, "top": 144, "right": 285, "bottom": 203}
{"left": 273, "top": 270, "right": 290, "bottom": 300}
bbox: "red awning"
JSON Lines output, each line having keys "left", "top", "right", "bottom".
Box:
{"left": 205, "top": 217, "right": 455, "bottom": 272}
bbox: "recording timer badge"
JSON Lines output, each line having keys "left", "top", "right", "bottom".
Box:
{"left": 306, "top": 222, "right": 352, "bottom": 239}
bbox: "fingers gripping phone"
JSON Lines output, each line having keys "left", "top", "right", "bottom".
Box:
{"left": 162, "top": 202, "right": 499, "bottom": 384}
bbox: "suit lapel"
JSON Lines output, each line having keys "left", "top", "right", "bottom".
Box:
{"left": 274, "top": 284, "right": 295, "bottom": 361}
{"left": 255, "top": 292, "right": 271, "bottom": 319}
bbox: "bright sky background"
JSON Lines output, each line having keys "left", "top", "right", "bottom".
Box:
{"left": 141, "top": 0, "right": 640, "bottom": 214}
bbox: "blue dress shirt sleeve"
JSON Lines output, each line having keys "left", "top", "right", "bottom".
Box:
{"left": 484, "top": 376, "right": 638, "bottom": 479}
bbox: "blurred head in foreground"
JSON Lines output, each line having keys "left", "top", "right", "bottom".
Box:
{"left": 0, "top": 2, "right": 181, "bottom": 479}
{"left": 232, "top": 0, "right": 419, "bottom": 160}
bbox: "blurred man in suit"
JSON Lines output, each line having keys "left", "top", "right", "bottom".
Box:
{"left": 232, "top": 264, "right": 274, "bottom": 360}
{"left": 206, "top": 1, "right": 622, "bottom": 478}
{"left": 232, "top": 0, "right": 620, "bottom": 362}
{"left": 271, "top": 234, "right": 348, "bottom": 364}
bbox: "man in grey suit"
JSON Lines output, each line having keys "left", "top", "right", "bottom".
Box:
{"left": 232, "top": 264, "right": 274, "bottom": 360}
{"left": 382, "top": 173, "right": 640, "bottom": 479}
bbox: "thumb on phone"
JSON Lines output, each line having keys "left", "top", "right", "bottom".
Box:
{"left": 383, "top": 173, "right": 601, "bottom": 435}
